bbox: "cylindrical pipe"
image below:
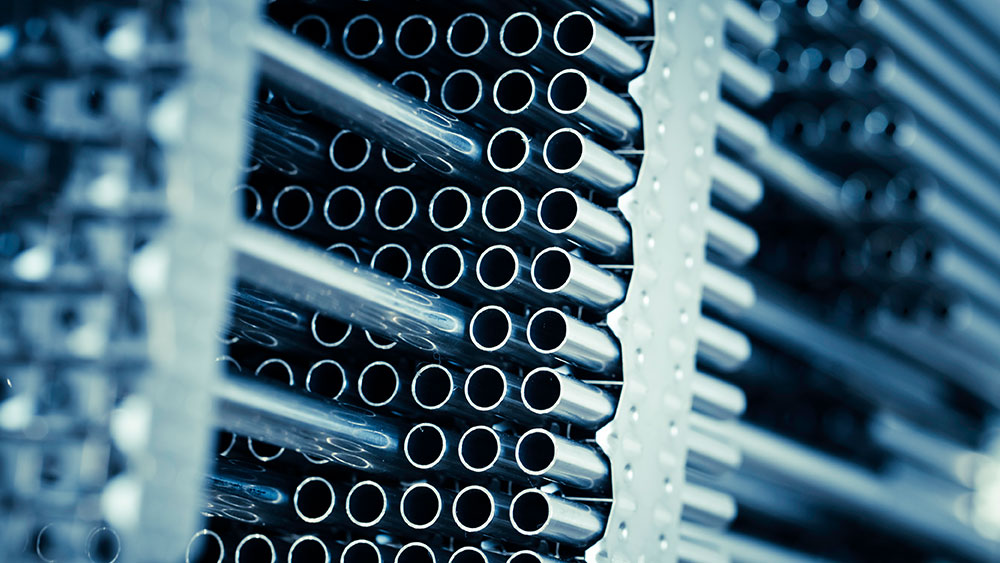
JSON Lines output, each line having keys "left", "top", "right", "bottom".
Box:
{"left": 323, "top": 185, "right": 366, "bottom": 231}
{"left": 469, "top": 306, "right": 541, "bottom": 361}
{"left": 341, "top": 539, "right": 391, "bottom": 563}
{"left": 400, "top": 482, "right": 447, "bottom": 531}
{"left": 720, "top": 49, "right": 773, "bottom": 107}
{"left": 403, "top": 422, "right": 466, "bottom": 475}
{"left": 452, "top": 486, "right": 515, "bottom": 537}
{"left": 481, "top": 186, "right": 562, "bottom": 247}
{"left": 681, "top": 483, "right": 737, "bottom": 528}
{"left": 709, "top": 155, "right": 763, "bottom": 212}
{"left": 341, "top": 15, "right": 384, "bottom": 60}
{"left": 306, "top": 359, "right": 348, "bottom": 401}
{"left": 374, "top": 186, "right": 418, "bottom": 232}
{"left": 411, "top": 364, "right": 457, "bottom": 412}
{"left": 520, "top": 367, "right": 616, "bottom": 429}
{"left": 346, "top": 480, "right": 394, "bottom": 528}
{"left": 370, "top": 243, "right": 413, "bottom": 281}
{"left": 499, "top": 12, "right": 564, "bottom": 74}
{"left": 441, "top": 69, "right": 486, "bottom": 116}
{"left": 234, "top": 184, "right": 263, "bottom": 222}
{"left": 724, "top": 0, "right": 777, "bottom": 50}
{"left": 394, "top": 15, "right": 437, "bottom": 60}
{"left": 420, "top": 244, "right": 484, "bottom": 303}
{"left": 547, "top": 69, "right": 641, "bottom": 145}
{"left": 527, "top": 308, "right": 620, "bottom": 373}
{"left": 288, "top": 535, "right": 329, "bottom": 563}
{"left": 542, "top": 128, "right": 637, "bottom": 196}
{"left": 185, "top": 529, "right": 224, "bottom": 563}
{"left": 493, "top": 69, "right": 562, "bottom": 133}
{"left": 553, "top": 11, "right": 646, "bottom": 82}
{"left": 235, "top": 534, "right": 277, "bottom": 563}
{"left": 706, "top": 208, "right": 759, "bottom": 265}
{"left": 476, "top": 245, "right": 539, "bottom": 303}
{"left": 429, "top": 186, "right": 473, "bottom": 234}
{"left": 395, "top": 543, "right": 438, "bottom": 563}
{"left": 392, "top": 70, "right": 431, "bottom": 102}
{"left": 509, "top": 489, "right": 605, "bottom": 546}
{"left": 537, "top": 188, "right": 631, "bottom": 257}
{"left": 458, "top": 426, "right": 523, "bottom": 481}
{"left": 357, "top": 361, "right": 401, "bottom": 408}
{"left": 701, "top": 261, "right": 756, "bottom": 315}
{"left": 328, "top": 129, "right": 372, "bottom": 172}
{"left": 447, "top": 13, "right": 490, "bottom": 58}
{"left": 691, "top": 371, "right": 746, "bottom": 420}
{"left": 530, "top": 247, "right": 627, "bottom": 312}
{"left": 696, "top": 316, "right": 752, "bottom": 372}
{"left": 271, "top": 185, "right": 317, "bottom": 232}
{"left": 293, "top": 476, "right": 337, "bottom": 524}
{"left": 515, "top": 428, "right": 610, "bottom": 491}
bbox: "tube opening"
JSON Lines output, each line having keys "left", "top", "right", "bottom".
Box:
{"left": 289, "top": 536, "right": 329, "bottom": 563}
{"left": 396, "top": 544, "right": 434, "bottom": 563}
{"left": 531, "top": 248, "right": 572, "bottom": 292}
{"left": 412, "top": 364, "right": 454, "bottom": 409}
{"left": 342, "top": 541, "right": 381, "bottom": 563}
{"left": 477, "top": 246, "right": 518, "bottom": 290}
{"left": 371, "top": 244, "right": 412, "bottom": 280}
{"left": 306, "top": 360, "right": 347, "bottom": 400}
{"left": 469, "top": 307, "right": 512, "bottom": 352}
{"left": 404, "top": 424, "right": 446, "bottom": 469}
{"left": 255, "top": 358, "right": 293, "bottom": 386}
{"left": 494, "top": 70, "right": 535, "bottom": 114}
{"left": 459, "top": 426, "right": 501, "bottom": 470}
{"left": 396, "top": 15, "right": 436, "bottom": 59}
{"left": 375, "top": 187, "right": 417, "bottom": 230}
{"left": 548, "top": 70, "right": 588, "bottom": 114}
{"left": 294, "top": 477, "right": 336, "bottom": 523}
{"left": 347, "top": 481, "right": 388, "bottom": 526}
{"left": 453, "top": 487, "right": 495, "bottom": 532}
{"left": 450, "top": 548, "right": 487, "bottom": 563}
{"left": 507, "top": 553, "right": 541, "bottom": 563}
{"left": 86, "top": 527, "right": 120, "bottom": 563}
{"left": 430, "top": 187, "right": 471, "bottom": 231}
{"left": 216, "top": 431, "right": 236, "bottom": 457}
{"left": 366, "top": 330, "right": 397, "bottom": 349}
{"left": 401, "top": 484, "right": 442, "bottom": 528}
{"left": 311, "top": 312, "right": 352, "bottom": 347}
{"left": 554, "top": 12, "right": 596, "bottom": 56}
{"left": 465, "top": 366, "right": 507, "bottom": 411}
{"left": 383, "top": 148, "right": 416, "bottom": 172}
{"left": 186, "top": 530, "right": 223, "bottom": 563}
{"left": 292, "top": 15, "right": 331, "bottom": 48}
{"left": 393, "top": 71, "right": 431, "bottom": 102}
{"left": 324, "top": 186, "right": 365, "bottom": 230}
{"left": 527, "top": 309, "right": 569, "bottom": 353}
{"left": 500, "top": 13, "right": 541, "bottom": 56}
{"left": 326, "top": 242, "right": 360, "bottom": 263}
{"left": 235, "top": 535, "right": 275, "bottom": 563}
{"left": 538, "top": 189, "right": 578, "bottom": 232}
{"left": 273, "top": 186, "right": 313, "bottom": 230}
{"left": 482, "top": 187, "right": 525, "bottom": 232}
{"left": 516, "top": 430, "right": 557, "bottom": 474}
{"left": 510, "top": 491, "right": 549, "bottom": 535}
{"left": 247, "top": 439, "right": 284, "bottom": 462}
{"left": 487, "top": 128, "right": 530, "bottom": 172}
{"left": 441, "top": 70, "right": 482, "bottom": 114}
{"left": 359, "top": 362, "right": 399, "bottom": 406}
{"left": 234, "top": 185, "right": 262, "bottom": 221}
{"left": 343, "top": 15, "right": 383, "bottom": 59}
{"left": 448, "top": 13, "right": 488, "bottom": 56}
{"left": 543, "top": 129, "right": 585, "bottom": 173}
{"left": 522, "top": 369, "right": 562, "bottom": 415}
{"left": 329, "top": 131, "right": 371, "bottom": 172}
{"left": 422, "top": 245, "right": 463, "bottom": 289}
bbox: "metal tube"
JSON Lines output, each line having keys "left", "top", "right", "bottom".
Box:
{"left": 271, "top": 185, "right": 318, "bottom": 232}
{"left": 429, "top": 186, "right": 473, "bottom": 234}
{"left": 457, "top": 426, "right": 522, "bottom": 481}
{"left": 720, "top": 49, "right": 773, "bottom": 107}
{"left": 709, "top": 154, "right": 763, "bottom": 212}
{"left": 530, "top": 247, "right": 627, "bottom": 311}
{"left": 370, "top": 243, "right": 413, "bottom": 281}
{"left": 527, "top": 307, "right": 621, "bottom": 373}
{"left": 547, "top": 68, "right": 641, "bottom": 145}
{"left": 696, "top": 316, "right": 751, "bottom": 372}
{"left": 249, "top": 102, "right": 332, "bottom": 181}
{"left": 447, "top": 13, "right": 490, "bottom": 58}
{"left": 357, "top": 361, "right": 401, "bottom": 408}
{"left": 499, "top": 12, "right": 564, "bottom": 74}
{"left": 553, "top": 11, "right": 646, "bottom": 82}
{"left": 420, "top": 244, "right": 484, "bottom": 303}
{"left": 542, "top": 128, "right": 637, "bottom": 196}
{"left": 392, "top": 70, "right": 431, "bottom": 102}
{"left": 520, "top": 367, "right": 616, "bottom": 429}
{"left": 701, "top": 261, "right": 756, "bottom": 315}
{"left": 475, "top": 245, "right": 539, "bottom": 304}
{"left": 493, "top": 69, "right": 563, "bottom": 134}
{"left": 374, "top": 186, "right": 418, "bottom": 232}
{"left": 724, "top": 0, "right": 777, "bottom": 50}
{"left": 323, "top": 186, "right": 366, "bottom": 231}
{"left": 341, "top": 539, "right": 391, "bottom": 563}
{"left": 395, "top": 543, "right": 439, "bottom": 563}
{"left": 469, "top": 306, "right": 539, "bottom": 361}
{"left": 515, "top": 428, "right": 611, "bottom": 491}
{"left": 706, "top": 208, "right": 759, "bottom": 265}
{"left": 508, "top": 489, "right": 605, "bottom": 546}
{"left": 288, "top": 536, "right": 330, "bottom": 563}
{"left": 450, "top": 546, "right": 497, "bottom": 563}
{"left": 400, "top": 482, "right": 447, "bottom": 531}
{"left": 504, "top": 551, "right": 561, "bottom": 563}
{"left": 394, "top": 15, "right": 437, "bottom": 60}
{"left": 441, "top": 69, "right": 486, "bottom": 116}
{"left": 293, "top": 476, "right": 337, "bottom": 524}
{"left": 342, "top": 15, "right": 385, "bottom": 60}
{"left": 452, "top": 486, "right": 514, "bottom": 537}
{"left": 328, "top": 130, "right": 372, "bottom": 172}
{"left": 185, "top": 529, "right": 224, "bottom": 563}
{"left": 686, "top": 426, "right": 742, "bottom": 475}
{"left": 691, "top": 371, "right": 746, "bottom": 420}
{"left": 235, "top": 534, "right": 277, "bottom": 563}
{"left": 537, "top": 188, "right": 632, "bottom": 257}
{"left": 234, "top": 184, "right": 263, "bottom": 222}
{"left": 345, "top": 480, "right": 394, "bottom": 529}
{"left": 310, "top": 310, "right": 352, "bottom": 348}
{"left": 486, "top": 127, "right": 553, "bottom": 183}
{"left": 304, "top": 356, "right": 348, "bottom": 399}
{"left": 411, "top": 364, "right": 458, "bottom": 412}
{"left": 681, "top": 483, "right": 737, "bottom": 528}
{"left": 254, "top": 358, "right": 294, "bottom": 387}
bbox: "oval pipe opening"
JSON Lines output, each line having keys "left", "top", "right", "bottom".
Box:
{"left": 521, "top": 368, "right": 562, "bottom": 414}
{"left": 412, "top": 364, "right": 454, "bottom": 409}
{"left": 371, "top": 244, "right": 412, "bottom": 280}
{"left": 527, "top": 308, "right": 569, "bottom": 353}
{"left": 554, "top": 12, "right": 596, "bottom": 56}
{"left": 235, "top": 534, "right": 275, "bottom": 563}
{"left": 487, "top": 128, "right": 530, "bottom": 172}
{"left": 448, "top": 13, "right": 489, "bottom": 57}
{"left": 346, "top": 481, "right": 388, "bottom": 527}
{"left": 482, "top": 187, "right": 525, "bottom": 232}
{"left": 469, "top": 307, "right": 512, "bottom": 352}
{"left": 186, "top": 530, "right": 223, "bottom": 563}
{"left": 494, "top": 70, "right": 535, "bottom": 114}
{"left": 324, "top": 186, "right": 365, "bottom": 230}
{"left": 401, "top": 484, "right": 443, "bottom": 529}
{"left": 396, "top": 15, "right": 436, "bottom": 59}
{"left": 404, "top": 423, "right": 446, "bottom": 469}
{"left": 289, "top": 536, "right": 329, "bottom": 563}
{"left": 476, "top": 246, "right": 519, "bottom": 290}
{"left": 500, "top": 12, "right": 541, "bottom": 56}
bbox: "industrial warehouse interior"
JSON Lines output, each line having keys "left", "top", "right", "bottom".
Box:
{"left": 3, "top": 0, "right": 1000, "bottom": 561}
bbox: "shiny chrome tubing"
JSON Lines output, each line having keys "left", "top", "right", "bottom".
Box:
{"left": 249, "top": 103, "right": 332, "bottom": 180}
{"left": 311, "top": 311, "right": 353, "bottom": 348}
{"left": 720, "top": 49, "right": 773, "bottom": 107}
{"left": 527, "top": 307, "right": 621, "bottom": 373}
{"left": 375, "top": 186, "right": 418, "bottom": 232}
{"left": 458, "top": 426, "right": 523, "bottom": 481}
{"left": 293, "top": 476, "right": 337, "bottom": 524}
{"left": 341, "top": 539, "right": 391, "bottom": 563}
{"left": 911, "top": 180, "right": 1000, "bottom": 274}
{"left": 481, "top": 187, "right": 563, "bottom": 248}
{"left": 701, "top": 261, "right": 756, "bottom": 315}
{"left": 328, "top": 130, "right": 372, "bottom": 172}
{"left": 403, "top": 422, "right": 466, "bottom": 475}
{"left": 395, "top": 15, "right": 437, "bottom": 60}
{"left": 410, "top": 364, "right": 458, "bottom": 412}
{"left": 448, "top": 13, "right": 490, "bottom": 58}
{"left": 342, "top": 15, "right": 385, "bottom": 60}
{"left": 323, "top": 186, "right": 366, "bottom": 231}
{"left": 504, "top": 551, "right": 562, "bottom": 563}
{"left": 553, "top": 11, "right": 646, "bottom": 82}
{"left": 400, "top": 482, "right": 449, "bottom": 531}
{"left": 463, "top": 365, "right": 513, "bottom": 412}
{"left": 255, "top": 23, "right": 484, "bottom": 179}
{"left": 233, "top": 225, "right": 483, "bottom": 363}
{"left": 509, "top": 489, "right": 606, "bottom": 546}
{"left": 370, "top": 243, "right": 412, "bottom": 281}
{"left": 421, "top": 244, "right": 484, "bottom": 303}
{"left": 486, "top": 127, "right": 555, "bottom": 183}
{"left": 542, "top": 128, "right": 637, "bottom": 196}
{"left": 709, "top": 154, "right": 764, "bottom": 212}
{"left": 288, "top": 536, "right": 329, "bottom": 563}
{"left": 441, "top": 69, "right": 486, "bottom": 116}
{"left": 452, "top": 485, "right": 514, "bottom": 536}
{"left": 469, "top": 306, "right": 538, "bottom": 361}
{"left": 475, "top": 245, "right": 538, "bottom": 302}
{"left": 234, "top": 184, "right": 263, "bottom": 221}
{"left": 493, "top": 69, "right": 561, "bottom": 132}
{"left": 429, "top": 186, "right": 473, "bottom": 233}
{"left": 235, "top": 534, "right": 277, "bottom": 563}
{"left": 515, "top": 428, "right": 610, "bottom": 491}
{"left": 537, "top": 188, "right": 631, "bottom": 257}
{"left": 255, "top": 358, "right": 295, "bottom": 387}
{"left": 724, "top": 0, "right": 777, "bottom": 50}
{"left": 691, "top": 371, "right": 746, "bottom": 420}
{"left": 346, "top": 480, "right": 397, "bottom": 529}
{"left": 547, "top": 69, "right": 641, "bottom": 145}
{"left": 205, "top": 459, "right": 294, "bottom": 527}
{"left": 392, "top": 70, "right": 431, "bottom": 102}
{"left": 530, "top": 247, "right": 627, "bottom": 312}
{"left": 520, "top": 367, "right": 616, "bottom": 429}
{"left": 271, "top": 185, "right": 317, "bottom": 232}
{"left": 686, "top": 422, "right": 742, "bottom": 475}
{"left": 395, "top": 543, "right": 440, "bottom": 563}
{"left": 696, "top": 316, "right": 751, "bottom": 372}
{"left": 358, "top": 361, "right": 401, "bottom": 408}
{"left": 706, "top": 209, "right": 758, "bottom": 265}
{"left": 681, "top": 483, "right": 737, "bottom": 528}
{"left": 185, "top": 529, "right": 224, "bottom": 563}
{"left": 499, "top": 12, "right": 564, "bottom": 74}
{"left": 215, "top": 375, "right": 404, "bottom": 472}
{"left": 451, "top": 546, "right": 498, "bottom": 563}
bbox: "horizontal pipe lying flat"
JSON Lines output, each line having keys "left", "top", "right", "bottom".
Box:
{"left": 515, "top": 428, "right": 610, "bottom": 491}
{"left": 696, "top": 316, "right": 751, "bottom": 372}
{"left": 691, "top": 371, "right": 746, "bottom": 420}
{"left": 720, "top": 49, "right": 773, "bottom": 107}
{"left": 537, "top": 188, "right": 632, "bottom": 257}
{"left": 681, "top": 483, "right": 737, "bottom": 528}
{"left": 724, "top": 0, "right": 777, "bottom": 50}
{"left": 710, "top": 154, "right": 763, "bottom": 212}
{"left": 521, "top": 367, "right": 616, "bottom": 429}
{"left": 530, "top": 247, "right": 627, "bottom": 312}
{"left": 547, "top": 69, "right": 641, "bottom": 145}
{"left": 701, "top": 261, "right": 756, "bottom": 315}
{"left": 527, "top": 308, "right": 621, "bottom": 373}
{"left": 543, "top": 128, "right": 637, "bottom": 196}
{"left": 706, "top": 209, "right": 759, "bottom": 265}
{"left": 509, "top": 489, "right": 606, "bottom": 546}
{"left": 553, "top": 11, "right": 646, "bottom": 82}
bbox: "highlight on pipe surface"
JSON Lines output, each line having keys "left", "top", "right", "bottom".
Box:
{"left": 294, "top": 476, "right": 336, "bottom": 523}
{"left": 553, "top": 11, "right": 597, "bottom": 57}
{"left": 487, "top": 128, "right": 530, "bottom": 173}
{"left": 476, "top": 245, "right": 519, "bottom": 291}
{"left": 358, "top": 361, "right": 400, "bottom": 407}
{"left": 449, "top": 547, "right": 488, "bottom": 563}
{"left": 365, "top": 330, "right": 397, "bottom": 350}
{"left": 323, "top": 186, "right": 365, "bottom": 230}
{"left": 247, "top": 438, "right": 284, "bottom": 462}
{"left": 272, "top": 186, "right": 313, "bottom": 230}
{"left": 346, "top": 481, "right": 388, "bottom": 527}
{"left": 342, "top": 15, "right": 383, "bottom": 59}
{"left": 509, "top": 490, "right": 550, "bottom": 536}
{"left": 310, "top": 311, "right": 352, "bottom": 347}
{"left": 371, "top": 243, "right": 412, "bottom": 280}
{"left": 375, "top": 186, "right": 417, "bottom": 231}
{"left": 441, "top": 69, "right": 483, "bottom": 114}
{"left": 400, "top": 483, "right": 443, "bottom": 529}
{"left": 514, "top": 428, "right": 558, "bottom": 476}
{"left": 411, "top": 364, "right": 454, "bottom": 409}
{"left": 547, "top": 69, "right": 589, "bottom": 115}
{"left": 526, "top": 308, "right": 569, "bottom": 354}
{"left": 235, "top": 534, "right": 276, "bottom": 563}
{"left": 255, "top": 358, "right": 294, "bottom": 386}
{"left": 482, "top": 186, "right": 525, "bottom": 232}
{"left": 288, "top": 536, "right": 330, "bottom": 563}
{"left": 234, "top": 184, "right": 262, "bottom": 221}
{"left": 392, "top": 71, "right": 431, "bottom": 102}
{"left": 542, "top": 128, "right": 585, "bottom": 174}
{"left": 306, "top": 359, "right": 347, "bottom": 400}
{"left": 404, "top": 423, "right": 447, "bottom": 469}
{"left": 395, "top": 15, "right": 436, "bottom": 59}
{"left": 382, "top": 148, "right": 417, "bottom": 173}
{"left": 341, "top": 540, "right": 383, "bottom": 563}
{"left": 447, "top": 13, "right": 489, "bottom": 57}
{"left": 500, "top": 12, "right": 542, "bottom": 57}
{"left": 422, "top": 244, "right": 464, "bottom": 290}
{"left": 328, "top": 130, "right": 371, "bottom": 172}
{"left": 429, "top": 187, "right": 472, "bottom": 232}
{"left": 458, "top": 425, "right": 501, "bottom": 471}
{"left": 464, "top": 365, "right": 508, "bottom": 411}
{"left": 469, "top": 306, "right": 513, "bottom": 352}
{"left": 395, "top": 543, "right": 435, "bottom": 563}
{"left": 186, "top": 529, "right": 224, "bottom": 563}
{"left": 494, "top": 70, "right": 536, "bottom": 114}
{"left": 291, "top": 15, "right": 332, "bottom": 49}
{"left": 452, "top": 485, "right": 496, "bottom": 532}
